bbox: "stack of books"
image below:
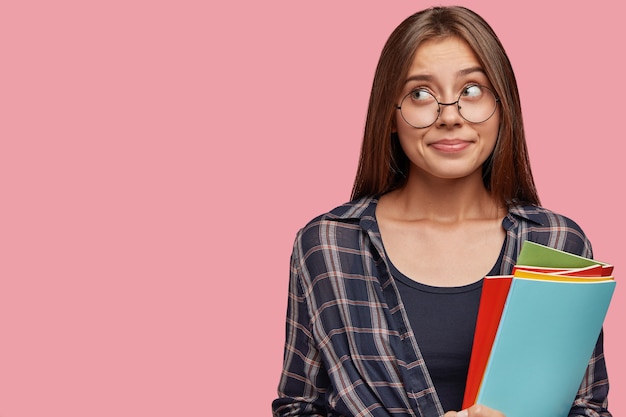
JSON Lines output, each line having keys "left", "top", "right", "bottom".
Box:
{"left": 463, "top": 241, "right": 616, "bottom": 417}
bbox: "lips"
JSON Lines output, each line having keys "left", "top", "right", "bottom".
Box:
{"left": 429, "top": 139, "right": 472, "bottom": 152}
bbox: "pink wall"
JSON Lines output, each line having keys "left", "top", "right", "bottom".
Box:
{"left": 1, "top": 1, "right": 623, "bottom": 416}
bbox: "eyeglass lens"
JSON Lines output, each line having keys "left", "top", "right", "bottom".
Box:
{"left": 398, "top": 85, "right": 498, "bottom": 128}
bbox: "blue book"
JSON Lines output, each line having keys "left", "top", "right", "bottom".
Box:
{"left": 474, "top": 243, "right": 616, "bottom": 417}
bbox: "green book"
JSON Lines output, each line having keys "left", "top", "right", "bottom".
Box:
{"left": 516, "top": 241, "right": 611, "bottom": 270}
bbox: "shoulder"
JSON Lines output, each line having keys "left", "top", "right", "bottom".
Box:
{"left": 312, "top": 196, "right": 377, "bottom": 223}
{"left": 508, "top": 204, "right": 585, "bottom": 232}
{"left": 507, "top": 204, "right": 593, "bottom": 258}
{"left": 299, "top": 196, "right": 377, "bottom": 233}
{"left": 292, "top": 196, "right": 378, "bottom": 255}
{"left": 288, "top": 196, "right": 381, "bottom": 283}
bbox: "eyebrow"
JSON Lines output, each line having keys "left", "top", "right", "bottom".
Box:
{"left": 404, "top": 66, "right": 486, "bottom": 84}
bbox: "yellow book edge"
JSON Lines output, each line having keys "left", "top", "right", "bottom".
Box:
{"left": 513, "top": 269, "right": 614, "bottom": 282}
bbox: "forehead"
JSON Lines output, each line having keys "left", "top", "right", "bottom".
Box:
{"left": 407, "top": 36, "right": 483, "bottom": 78}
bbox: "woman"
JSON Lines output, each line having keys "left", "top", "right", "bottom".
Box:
{"left": 272, "top": 6, "right": 610, "bottom": 417}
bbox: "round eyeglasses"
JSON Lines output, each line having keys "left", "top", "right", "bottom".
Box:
{"left": 396, "top": 84, "right": 499, "bottom": 128}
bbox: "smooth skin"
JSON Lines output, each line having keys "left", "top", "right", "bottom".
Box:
{"left": 376, "top": 36, "right": 507, "bottom": 416}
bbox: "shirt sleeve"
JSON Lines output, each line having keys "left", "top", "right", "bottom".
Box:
{"left": 272, "top": 238, "right": 330, "bottom": 417}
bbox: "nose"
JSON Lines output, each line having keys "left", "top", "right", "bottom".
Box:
{"left": 437, "top": 100, "right": 463, "bottom": 126}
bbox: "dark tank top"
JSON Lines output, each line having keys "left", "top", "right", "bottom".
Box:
{"left": 390, "top": 251, "right": 503, "bottom": 412}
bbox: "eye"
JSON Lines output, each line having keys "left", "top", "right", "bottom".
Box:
{"left": 409, "top": 89, "right": 434, "bottom": 102}
{"left": 461, "top": 84, "right": 484, "bottom": 99}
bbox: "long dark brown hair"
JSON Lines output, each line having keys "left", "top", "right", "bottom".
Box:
{"left": 351, "top": 6, "right": 540, "bottom": 206}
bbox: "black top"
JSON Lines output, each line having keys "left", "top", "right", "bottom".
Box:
{"left": 390, "top": 256, "right": 502, "bottom": 412}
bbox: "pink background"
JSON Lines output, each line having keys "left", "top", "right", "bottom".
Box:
{"left": 1, "top": 1, "right": 623, "bottom": 416}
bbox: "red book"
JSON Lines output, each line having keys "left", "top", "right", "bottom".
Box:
{"left": 462, "top": 275, "right": 512, "bottom": 408}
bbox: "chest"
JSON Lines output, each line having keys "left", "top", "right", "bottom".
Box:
{"left": 379, "top": 219, "right": 505, "bottom": 286}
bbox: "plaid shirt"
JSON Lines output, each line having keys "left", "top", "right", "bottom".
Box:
{"left": 273, "top": 196, "right": 611, "bottom": 417}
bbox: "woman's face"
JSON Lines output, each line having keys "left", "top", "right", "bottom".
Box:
{"left": 394, "top": 36, "right": 499, "bottom": 183}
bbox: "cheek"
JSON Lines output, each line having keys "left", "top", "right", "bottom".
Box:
{"left": 483, "top": 113, "right": 501, "bottom": 149}
{"left": 396, "top": 127, "right": 426, "bottom": 160}
{"left": 395, "top": 110, "right": 416, "bottom": 141}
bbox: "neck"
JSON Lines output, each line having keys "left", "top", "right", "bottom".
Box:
{"left": 383, "top": 169, "right": 504, "bottom": 222}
